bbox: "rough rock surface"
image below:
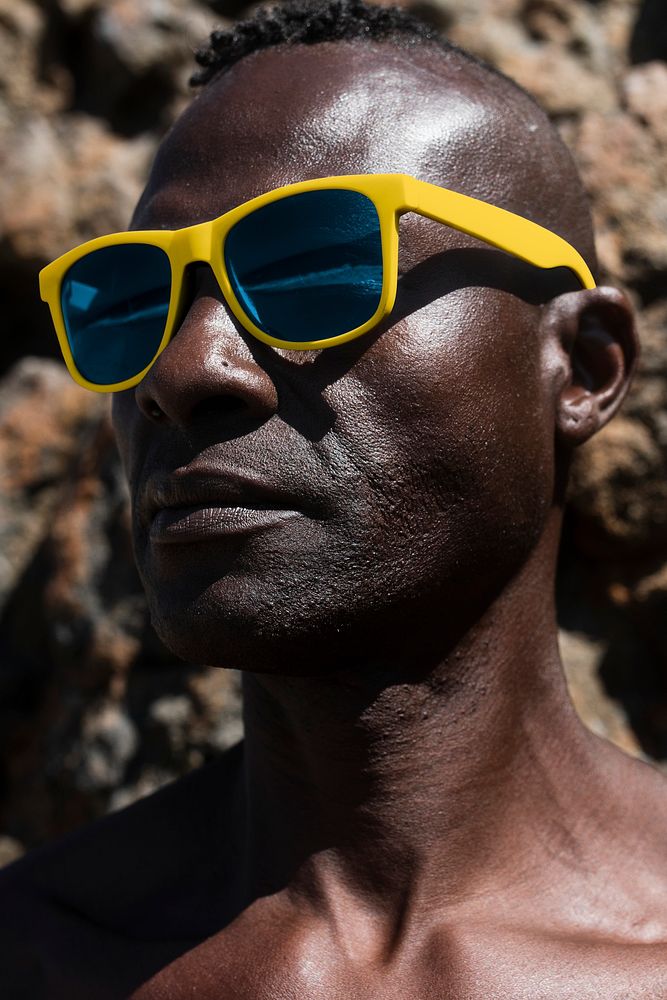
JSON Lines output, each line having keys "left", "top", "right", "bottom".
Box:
{"left": 0, "top": 0, "right": 665, "bottom": 861}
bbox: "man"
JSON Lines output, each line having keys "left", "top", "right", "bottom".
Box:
{"left": 1, "top": 1, "right": 666, "bottom": 997}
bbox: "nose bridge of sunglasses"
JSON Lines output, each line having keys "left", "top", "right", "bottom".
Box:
{"left": 181, "top": 222, "right": 215, "bottom": 264}
{"left": 173, "top": 223, "right": 244, "bottom": 333}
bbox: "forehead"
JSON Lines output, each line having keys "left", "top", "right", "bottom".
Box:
{"left": 135, "top": 40, "right": 545, "bottom": 230}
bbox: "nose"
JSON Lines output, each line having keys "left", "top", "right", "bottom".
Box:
{"left": 134, "top": 267, "right": 279, "bottom": 428}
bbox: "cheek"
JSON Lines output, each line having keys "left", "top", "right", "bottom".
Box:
{"left": 329, "top": 290, "right": 554, "bottom": 575}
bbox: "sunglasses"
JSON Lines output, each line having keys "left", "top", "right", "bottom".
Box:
{"left": 39, "top": 173, "right": 596, "bottom": 393}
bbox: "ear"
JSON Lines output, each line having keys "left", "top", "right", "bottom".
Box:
{"left": 539, "top": 287, "right": 640, "bottom": 448}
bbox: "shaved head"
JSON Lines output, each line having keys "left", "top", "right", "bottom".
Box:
{"left": 141, "top": 38, "right": 597, "bottom": 274}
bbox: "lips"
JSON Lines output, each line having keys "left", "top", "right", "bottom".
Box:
{"left": 139, "top": 467, "right": 307, "bottom": 529}
{"left": 150, "top": 503, "right": 301, "bottom": 543}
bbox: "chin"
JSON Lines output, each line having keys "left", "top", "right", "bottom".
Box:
{"left": 144, "top": 580, "right": 360, "bottom": 676}
{"left": 144, "top": 577, "right": 457, "bottom": 680}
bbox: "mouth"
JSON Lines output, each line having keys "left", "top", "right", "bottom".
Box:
{"left": 149, "top": 503, "right": 301, "bottom": 543}
{"left": 142, "top": 469, "right": 306, "bottom": 544}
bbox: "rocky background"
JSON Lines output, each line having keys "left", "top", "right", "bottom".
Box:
{"left": 0, "top": 0, "right": 665, "bottom": 867}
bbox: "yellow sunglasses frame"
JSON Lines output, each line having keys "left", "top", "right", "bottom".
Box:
{"left": 39, "top": 172, "right": 596, "bottom": 394}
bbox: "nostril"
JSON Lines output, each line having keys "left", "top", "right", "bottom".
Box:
{"left": 146, "top": 401, "right": 163, "bottom": 420}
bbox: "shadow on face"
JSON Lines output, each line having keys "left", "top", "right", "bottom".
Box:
{"left": 136, "top": 244, "right": 579, "bottom": 447}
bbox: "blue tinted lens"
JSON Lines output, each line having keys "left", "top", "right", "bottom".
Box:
{"left": 224, "top": 189, "right": 383, "bottom": 343}
{"left": 61, "top": 243, "right": 172, "bottom": 385}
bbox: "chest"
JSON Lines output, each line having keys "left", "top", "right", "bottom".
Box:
{"left": 118, "top": 930, "right": 666, "bottom": 1000}
{"left": 19, "top": 899, "right": 667, "bottom": 1000}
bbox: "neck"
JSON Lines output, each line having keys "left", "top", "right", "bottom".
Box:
{"left": 232, "top": 515, "right": 600, "bottom": 953}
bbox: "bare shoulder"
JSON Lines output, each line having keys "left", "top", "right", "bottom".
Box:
{"left": 0, "top": 741, "right": 244, "bottom": 937}
{"left": 0, "top": 856, "right": 197, "bottom": 1000}
{"left": 450, "top": 743, "right": 667, "bottom": 1000}
{"left": 563, "top": 737, "right": 667, "bottom": 952}
{"left": 0, "top": 742, "right": 244, "bottom": 998}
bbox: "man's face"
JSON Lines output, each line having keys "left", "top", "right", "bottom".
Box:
{"left": 111, "top": 41, "right": 566, "bottom": 673}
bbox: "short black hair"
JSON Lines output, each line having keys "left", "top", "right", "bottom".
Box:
{"left": 191, "top": 0, "right": 533, "bottom": 107}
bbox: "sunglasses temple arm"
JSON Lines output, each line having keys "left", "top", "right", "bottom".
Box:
{"left": 400, "top": 178, "right": 596, "bottom": 289}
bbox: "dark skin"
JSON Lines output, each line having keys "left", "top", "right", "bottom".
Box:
{"left": 1, "top": 39, "right": 666, "bottom": 1000}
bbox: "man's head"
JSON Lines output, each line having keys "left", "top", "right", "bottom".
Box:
{"left": 111, "top": 0, "right": 638, "bottom": 675}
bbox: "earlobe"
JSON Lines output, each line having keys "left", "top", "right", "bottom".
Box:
{"left": 540, "top": 287, "right": 640, "bottom": 448}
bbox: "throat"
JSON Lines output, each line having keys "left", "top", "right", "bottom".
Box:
{"left": 233, "top": 632, "right": 589, "bottom": 928}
